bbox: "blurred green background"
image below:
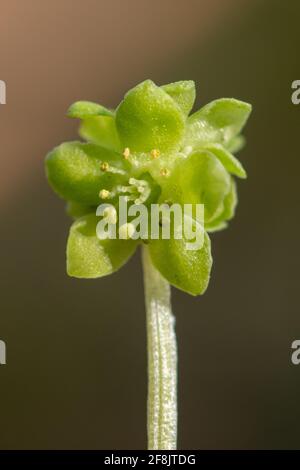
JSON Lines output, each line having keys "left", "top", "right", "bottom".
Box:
{"left": 0, "top": 0, "right": 300, "bottom": 449}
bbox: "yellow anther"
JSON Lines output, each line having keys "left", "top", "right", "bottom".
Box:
{"left": 150, "top": 149, "right": 160, "bottom": 159}
{"left": 164, "top": 199, "right": 172, "bottom": 206}
{"left": 99, "top": 189, "right": 110, "bottom": 199}
{"left": 100, "top": 162, "right": 109, "bottom": 172}
{"left": 160, "top": 167, "right": 169, "bottom": 177}
{"left": 119, "top": 223, "right": 135, "bottom": 240}
{"left": 123, "top": 147, "right": 130, "bottom": 159}
{"left": 103, "top": 206, "right": 117, "bottom": 224}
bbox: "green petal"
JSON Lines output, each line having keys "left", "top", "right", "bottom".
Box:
{"left": 67, "top": 214, "right": 137, "bottom": 278}
{"left": 161, "top": 80, "right": 196, "bottom": 116}
{"left": 185, "top": 98, "right": 252, "bottom": 147}
{"left": 149, "top": 231, "right": 212, "bottom": 296}
{"left": 79, "top": 116, "right": 121, "bottom": 152}
{"left": 160, "top": 150, "right": 231, "bottom": 224}
{"left": 206, "top": 178, "right": 237, "bottom": 231}
{"left": 67, "top": 101, "right": 113, "bottom": 119}
{"left": 116, "top": 80, "right": 185, "bottom": 153}
{"left": 45, "top": 141, "right": 129, "bottom": 205}
{"left": 203, "top": 143, "right": 246, "bottom": 178}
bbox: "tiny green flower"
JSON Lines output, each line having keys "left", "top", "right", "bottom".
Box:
{"left": 45, "top": 79, "right": 251, "bottom": 295}
{"left": 45, "top": 79, "right": 251, "bottom": 450}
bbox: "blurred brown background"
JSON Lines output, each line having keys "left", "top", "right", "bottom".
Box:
{"left": 0, "top": 0, "right": 300, "bottom": 449}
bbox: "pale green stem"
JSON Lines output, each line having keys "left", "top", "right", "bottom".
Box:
{"left": 142, "top": 245, "right": 177, "bottom": 450}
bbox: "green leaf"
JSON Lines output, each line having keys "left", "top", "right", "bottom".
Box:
{"left": 160, "top": 150, "right": 231, "bottom": 224}
{"left": 185, "top": 98, "right": 252, "bottom": 147}
{"left": 67, "top": 101, "right": 113, "bottom": 119}
{"left": 161, "top": 80, "right": 196, "bottom": 116}
{"left": 67, "top": 214, "right": 137, "bottom": 278}
{"left": 206, "top": 178, "right": 237, "bottom": 232}
{"left": 116, "top": 80, "right": 185, "bottom": 153}
{"left": 149, "top": 231, "right": 212, "bottom": 295}
{"left": 203, "top": 143, "right": 246, "bottom": 178}
{"left": 79, "top": 116, "right": 121, "bottom": 152}
{"left": 45, "top": 141, "right": 129, "bottom": 205}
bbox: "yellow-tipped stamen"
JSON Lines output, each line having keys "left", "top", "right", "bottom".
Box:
{"left": 160, "top": 167, "right": 169, "bottom": 177}
{"left": 100, "top": 162, "right": 109, "bottom": 172}
{"left": 103, "top": 206, "right": 117, "bottom": 224}
{"left": 119, "top": 223, "right": 135, "bottom": 240}
{"left": 99, "top": 189, "right": 110, "bottom": 199}
{"left": 123, "top": 147, "right": 130, "bottom": 159}
{"left": 150, "top": 149, "right": 160, "bottom": 159}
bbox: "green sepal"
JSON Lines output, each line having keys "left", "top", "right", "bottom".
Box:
{"left": 67, "top": 214, "right": 138, "bottom": 278}
{"left": 149, "top": 231, "right": 212, "bottom": 296}
{"left": 67, "top": 101, "right": 113, "bottom": 119}
{"left": 206, "top": 221, "right": 228, "bottom": 233}
{"left": 203, "top": 143, "right": 246, "bottom": 178}
{"left": 160, "top": 150, "right": 231, "bottom": 224}
{"left": 116, "top": 80, "right": 185, "bottom": 153}
{"left": 66, "top": 201, "right": 95, "bottom": 219}
{"left": 79, "top": 116, "right": 121, "bottom": 152}
{"left": 161, "top": 80, "right": 196, "bottom": 116}
{"left": 226, "top": 135, "right": 245, "bottom": 153}
{"left": 185, "top": 98, "right": 252, "bottom": 148}
{"left": 206, "top": 179, "right": 237, "bottom": 232}
{"left": 45, "top": 141, "right": 129, "bottom": 205}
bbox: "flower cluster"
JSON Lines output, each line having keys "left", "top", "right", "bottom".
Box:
{"left": 45, "top": 80, "right": 251, "bottom": 295}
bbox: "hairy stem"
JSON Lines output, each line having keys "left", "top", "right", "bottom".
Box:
{"left": 142, "top": 245, "right": 177, "bottom": 450}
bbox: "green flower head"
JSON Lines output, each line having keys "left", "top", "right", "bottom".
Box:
{"left": 45, "top": 79, "right": 251, "bottom": 295}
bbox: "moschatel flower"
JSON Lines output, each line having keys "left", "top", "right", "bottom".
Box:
{"left": 45, "top": 79, "right": 251, "bottom": 295}
{"left": 45, "top": 79, "right": 252, "bottom": 450}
